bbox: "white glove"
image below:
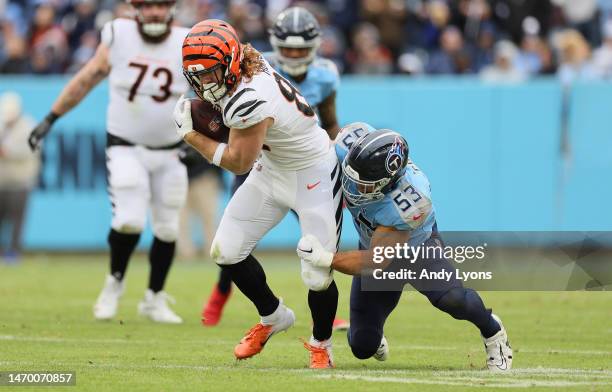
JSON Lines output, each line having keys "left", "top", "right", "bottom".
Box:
{"left": 173, "top": 95, "right": 193, "bottom": 139}
{"left": 296, "top": 234, "right": 333, "bottom": 268}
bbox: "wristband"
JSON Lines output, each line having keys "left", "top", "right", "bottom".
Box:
{"left": 212, "top": 143, "right": 227, "bottom": 166}
{"left": 46, "top": 112, "right": 60, "bottom": 124}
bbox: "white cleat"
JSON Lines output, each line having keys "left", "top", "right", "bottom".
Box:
{"left": 483, "top": 314, "right": 513, "bottom": 372}
{"left": 138, "top": 289, "right": 183, "bottom": 324}
{"left": 93, "top": 274, "right": 124, "bottom": 320}
{"left": 373, "top": 335, "right": 389, "bottom": 361}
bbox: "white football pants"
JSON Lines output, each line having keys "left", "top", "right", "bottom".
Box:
{"left": 211, "top": 148, "right": 342, "bottom": 290}
{"left": 106, "top": 145, "right": 188, "bottom": 242}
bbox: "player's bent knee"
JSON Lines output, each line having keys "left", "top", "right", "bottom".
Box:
{"left": 348, "top": 328, "right": 381, "bottom": 360}
{"left": 302, "top": 274, "right": 333, "bottom": 291}
{"left": 432, "top": 287, "right": 470, "bottom": 320}
{"left": 210, "top": 239, "right": 243, "bottom": 266}
{"left": 114, "top": 222, "right": 144, "bottom": 235}
{"left": 153, "top": 224, "right": 177, "bottom": 243}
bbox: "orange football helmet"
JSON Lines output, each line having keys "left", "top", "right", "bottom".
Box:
{"left": 182, "top": 19, "right": 242, "bottom": 102}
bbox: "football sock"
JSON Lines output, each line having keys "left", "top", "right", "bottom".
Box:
{"left": 219, "top": 254, "right": 279, "bottom": 316}
{"left": 108, "top": 228, "right": 140, "bottom": 281}
{"left": 217, "top": 267, "right": 232, "bottom": 294}
{"left": 432, "top": 288, "right": 501, "bottom": 338}
{"left": 148, "top": 237, "right": 175, "bottom": 293}
{"left": 309, "top": 280, "right": 338, "bottom": 342}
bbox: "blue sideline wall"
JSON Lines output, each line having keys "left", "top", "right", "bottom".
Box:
{"left": 1, "top": 77, "right": 610, "bottom": 250}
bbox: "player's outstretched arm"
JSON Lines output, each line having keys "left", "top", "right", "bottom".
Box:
{"left": 28, "top": 43, "right": 110, "bottom": 151}
{"left": 318, "top": 91, "right": 340, "bottom": 140}
{"left": 297, "top": 226, "right": 410, "bottom": 275}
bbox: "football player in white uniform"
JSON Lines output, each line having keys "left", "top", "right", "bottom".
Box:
{"left": 175, "top": 19, "right": 342, "bottom": 368}
{"left": 28, "top": 0, "right": 189, "bottom": 324}
{"left": 201, "top": 6, "right": 349, "bottom": 332}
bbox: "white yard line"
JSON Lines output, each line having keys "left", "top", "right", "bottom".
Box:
{"left": 2, "top": 358, "right": 611, "bottom": 388}
{"left": 1, "top": 358, "right": 610, "bottom": 381}
{"left": 314, "top": 374, "right": 612, "bottom": 388}
{"left": 377, "top": 344, "right": 612, "bottom": 356}
{"left": 0, "top": 335, "right": 233, "bottom": 345}
{"left": 0, "top": 335, "right": 612, "bottom": 357}
{"left": 2, "top": 335, "right": 610, "bottom": 357}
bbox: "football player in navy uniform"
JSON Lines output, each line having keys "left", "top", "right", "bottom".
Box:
{"left": 297, "top": 123, "right": 513, "bottom": 371}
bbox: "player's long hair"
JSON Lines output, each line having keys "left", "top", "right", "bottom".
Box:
{"left": 239, "top": 43, "right": 267, "bottom": 84}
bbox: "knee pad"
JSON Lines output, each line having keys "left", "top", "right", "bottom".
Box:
{"left": 210, "top": 238, "right": 243, "bottom": 266}
{"left": 152, "top": 223, "right": 178, "bottom": 242}
{"left": 300, "top": 259, "right": 333, "bottom": 291}
{"left": 432, "top": 287, "right": 481, "bottom": 321}
{"left": 348, "top": 327, "right": 382, "bottom": 360}
{"left": 114, "top": 222, "right": 144, "bottom": 235}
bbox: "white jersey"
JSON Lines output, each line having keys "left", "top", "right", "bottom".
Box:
{"left": 101, "top": 19, "right": 189, "bottom": 147}
{"left": 218, "top": 59, "right": 330, "bottom": 171}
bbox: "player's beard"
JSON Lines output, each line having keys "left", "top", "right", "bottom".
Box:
{"left": 135, "top": 9, "right": 174, "bottom": 43}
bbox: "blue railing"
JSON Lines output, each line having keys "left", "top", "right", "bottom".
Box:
{"left": 2, "top": 77, "right": 610, "bottom": 249}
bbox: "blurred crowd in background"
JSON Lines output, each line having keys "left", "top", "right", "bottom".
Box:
{"left": 2, "top": 0, "right": 612, "bottom": 83}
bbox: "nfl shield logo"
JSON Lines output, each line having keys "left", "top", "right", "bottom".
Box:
{"left": 209, "top": 116, "right": 221, "bottom": 132}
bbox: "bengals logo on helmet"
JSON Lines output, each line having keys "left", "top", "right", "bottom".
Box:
{"left": 385, "top": 137, "right": 407, "bottom": 175}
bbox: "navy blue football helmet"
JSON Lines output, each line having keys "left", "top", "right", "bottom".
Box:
{"left": 269, "top": 7, "right": 321, "bottom": 76}
{"left": 341, "top": 129, "right": 409, "bottom": 205}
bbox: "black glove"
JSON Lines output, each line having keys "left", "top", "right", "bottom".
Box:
{"left": 28, "top": 112, "right": 59, "bottom": 151}
{"left": 177, "top": 142, "right": 203, "bottom": 167}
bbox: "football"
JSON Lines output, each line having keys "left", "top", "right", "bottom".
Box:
{"left": 190, "top": 98, "right": 230, "bottom": 143}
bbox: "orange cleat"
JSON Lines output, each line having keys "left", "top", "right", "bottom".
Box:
{"left": 234, "top": 303, "right": 295, "bottom": 359}
{"left": 303, "top": 339, "right": 334, "bottom": 369}
{"left": 332, "top": 318, "right": 350, "bottom": 331}
{"left": 234, "top": 323, "right": 274, "bottom": 359}
{"left": 201, "top": 285, "right": 231, "bottom": 327}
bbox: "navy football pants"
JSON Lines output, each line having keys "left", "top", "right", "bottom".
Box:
{"left": 347, "top": 235, "right": 497, "bottom": 359}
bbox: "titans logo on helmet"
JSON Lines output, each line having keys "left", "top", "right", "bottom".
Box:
{"left": 385, "top": 137, "right": 406, "bottom": 175}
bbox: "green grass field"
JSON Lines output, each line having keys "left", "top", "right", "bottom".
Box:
{"left": 0, "top": 253, "right": 610, "bottom": 391}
